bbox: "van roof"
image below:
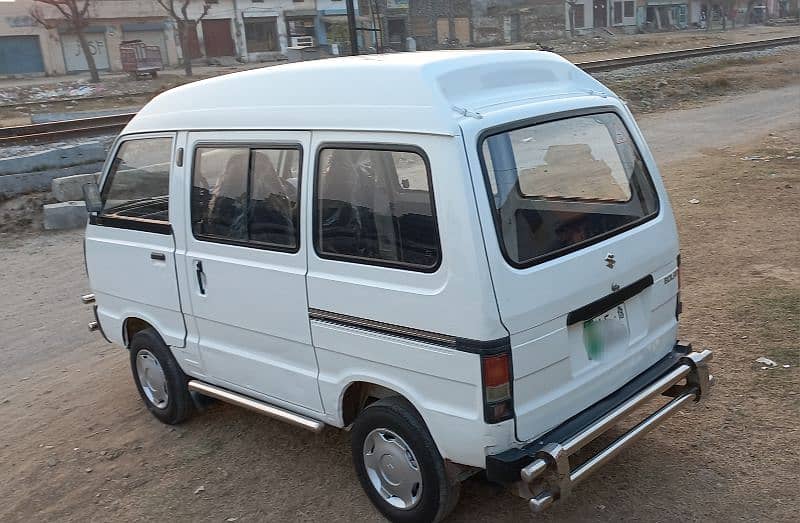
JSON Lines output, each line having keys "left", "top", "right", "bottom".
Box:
{"left": 123, "top": 50, "right": 613, "bottom": 137}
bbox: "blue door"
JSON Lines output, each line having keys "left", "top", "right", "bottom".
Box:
{"left": 0, "top": 36, "right": 45, "bottom": 74}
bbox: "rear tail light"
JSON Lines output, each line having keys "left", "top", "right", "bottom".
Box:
{"left": 481, "top": 352, "right": 514, "bottom": 423}
{"left": 676, "top": 253, "right": 683, "bottom": 318}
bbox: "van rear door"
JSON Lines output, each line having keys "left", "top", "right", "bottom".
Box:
{"left": 469, "top": 109, "right": 681, "bottom": 442}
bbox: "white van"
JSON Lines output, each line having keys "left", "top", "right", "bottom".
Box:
{"left": 82, "top": 51, "right": 713, "bottom": 521}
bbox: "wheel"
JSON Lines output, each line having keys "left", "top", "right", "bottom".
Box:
{"left": 351, "top": 397, "right": 460, "bottom": 523}
{"left": 129, "top": 328, "right": 192, "bottom": 425}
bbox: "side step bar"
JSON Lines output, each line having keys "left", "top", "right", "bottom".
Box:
{"left": 187, "top": 381, "right": 325, "bottom": 433}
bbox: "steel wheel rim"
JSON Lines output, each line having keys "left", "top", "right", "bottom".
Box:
{"left": 136, "top": 349, "right": 169, "bottom": 409}
{"left": 363, "top": 428, "right": 423, "bottom": 510}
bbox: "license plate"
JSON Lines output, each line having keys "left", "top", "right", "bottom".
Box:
{"left": 583, "top": 304, "right": 628, "bottom": 360}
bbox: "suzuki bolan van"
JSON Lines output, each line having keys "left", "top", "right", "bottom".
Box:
{"left": 82, "top": 51, "right": 713, "bottom": 522}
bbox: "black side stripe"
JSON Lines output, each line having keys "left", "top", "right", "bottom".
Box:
{"left": 308, "top": 308, "right": 509, "bottom": 356}
{"left": 567, "top": 274, "right": 654, "bottom": 326}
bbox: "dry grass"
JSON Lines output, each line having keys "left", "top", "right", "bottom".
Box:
{"left": 606, "top": 48, "right": 800, "bottom": 113}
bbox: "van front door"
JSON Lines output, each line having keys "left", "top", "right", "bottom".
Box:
{"left": 85, "top": 134, "right": 186, "bottom": 349}
{"left": 182, "top": 131, "right": 322, "bottom": 412}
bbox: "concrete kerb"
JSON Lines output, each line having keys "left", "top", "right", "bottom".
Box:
{"left": 43, "top": 201, "right": 88, "bottom": 230}
{"left": 52, "top": 172, "right": 101, "bottom": 202}
{"left": 0, "top": 163, "right": 105, "bottom": 198}
{"left": 0, "top": 140, "right": 108, "bottom": 198}
{"left": 0, "top": 141, "right": 106, "bottom": 176}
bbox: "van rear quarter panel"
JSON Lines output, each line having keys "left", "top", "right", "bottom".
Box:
{"left": 313, "top": 323, "right": 511, "bottom": 467}
{"left": 306, "top": 132, "right": 509, "bottom": 466}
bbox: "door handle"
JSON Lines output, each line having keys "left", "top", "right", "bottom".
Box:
{"left": 195, "top": 260, "right": 206, "bottom": 295}
{"left": 150, "top": 252, "right": 166, "bottom": 261}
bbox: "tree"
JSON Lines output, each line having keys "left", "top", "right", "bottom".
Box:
{"left": 30, "top": 0, "right": 100, "bottom": 83}
{"left": 155, "top": 0, "right": 211, "bottom": 77}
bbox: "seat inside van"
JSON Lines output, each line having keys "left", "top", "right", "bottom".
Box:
{"left": 197, "top": 149, "right": 297, "bottom": 246}
{"left": 318, "top": 149, "right": 438, "bottom": 267}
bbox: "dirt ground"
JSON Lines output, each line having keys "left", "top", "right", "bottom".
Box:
{"left": 0, "top": 192, "right": 56, "bottom": 234}
{"left": 1, "top": 85, "right": 799, "bottom": 521}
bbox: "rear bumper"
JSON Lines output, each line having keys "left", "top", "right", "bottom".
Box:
{"left": 485, "top": 341, "right": 713, "bottom": 513}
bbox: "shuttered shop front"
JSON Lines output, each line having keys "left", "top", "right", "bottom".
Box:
{"left": 60, "top": 27, "right": 110, "bottom": 73}
{"left": 0, "top": 36, "right": 45, "bottom": 75}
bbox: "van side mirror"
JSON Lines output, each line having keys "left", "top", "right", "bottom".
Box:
{"left": 83, "top": 183, "right": 103, "bottom": 213}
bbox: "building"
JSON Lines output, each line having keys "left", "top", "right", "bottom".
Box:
{"left": 644, "top": 0, "right": 688, "bottom": 29}
{"left": 473, "top": 0, "right": 565, "bottom": 45}
{"left": 566, "top": 0, "right": 646, "bottom": 34}
{"left": 687, "top": 0, "right": 782, "bottom": 28}
{"left": 180, "top": 1, "right": 362, "bottom": 61}
{"left": 0, "top": 0, "right": 178, "bottom": 76}
{"left": 0, "top": 0, "right": 361, "bottom": 77}
{"left": 0, "top": 0, "right": 55, "bottom": 75}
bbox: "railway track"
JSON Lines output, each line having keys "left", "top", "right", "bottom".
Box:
{"left": 575, "top": 35, "right": 800, "bottom": 72}
{"left": 1, "top": 35, "right": 797, "bottom": 146}
{"left": 0, "top": 113, "right": 135, "bottom": 145}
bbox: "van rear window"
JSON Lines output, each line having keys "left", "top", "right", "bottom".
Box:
{"left": 480, "top": 112, "right": 659, "bottom": 267}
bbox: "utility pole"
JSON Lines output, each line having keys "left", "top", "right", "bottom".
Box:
{"left": 346, "top": 0, "right": 359, "bottom": 55}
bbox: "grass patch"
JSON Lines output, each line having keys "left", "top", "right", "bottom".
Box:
{"left": 740, "top": 285, "right": 799, "bottom": 397}
{"left": 687, "top": 57, "right": 755, "bottom": 74}
{"left": 702, "top": 76, "right": 733, "bottom": 90}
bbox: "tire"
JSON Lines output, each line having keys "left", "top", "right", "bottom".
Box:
{"left": 351, "top": 397, "right": 460, "bottom": 523}
{"left": 129, "top": 328, "right": 192, "bottom": 425}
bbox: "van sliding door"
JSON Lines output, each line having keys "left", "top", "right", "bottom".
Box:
{"left": 179, "top": 131, "right": 322, "bottom": 413}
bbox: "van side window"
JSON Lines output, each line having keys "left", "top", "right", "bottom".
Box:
{"left": 191, "top": 146, "right": 301, "bottom": 251}
{"left": 101, "top": 137, "right": 173, "bottom": 222}
{"left": 315, "top": 147, "right": 440, "bottom": 271}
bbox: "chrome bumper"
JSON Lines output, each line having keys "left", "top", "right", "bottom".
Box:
{"left": 498, "top": 344, "right": 713, "bottom": 513}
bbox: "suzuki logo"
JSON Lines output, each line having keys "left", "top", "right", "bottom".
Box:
{"left": 604, "top": 253, "right": 616, "bottom": 268}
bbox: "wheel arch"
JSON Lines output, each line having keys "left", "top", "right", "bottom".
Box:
{"left": 337, "top": 378, "right": 436, "bottom": 445}
{"left": 122, "top": 316, "right": 159, "bottom": 348}
{"left": 340, "top": 380, "right": 412, "bottom": 427}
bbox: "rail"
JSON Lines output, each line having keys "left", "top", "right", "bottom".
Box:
{"left": 575, "top": 35, "right": 800, "bottom": 72}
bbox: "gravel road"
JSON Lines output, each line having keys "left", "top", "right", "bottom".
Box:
{"left": 1, "top": 86, "right": 798, "bottom": 522}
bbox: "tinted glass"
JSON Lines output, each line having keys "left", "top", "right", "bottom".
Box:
{"left": 481, "top": 113, "right": 659, "bottom": 266}
{"left": 316, "top": 148, "right": 439, "bottom": 270}
{"left": 101, "top": 137, "right": 173, "bottom": 221}
{"left": 192, "top": 146, "right": 301, "bottom": 250}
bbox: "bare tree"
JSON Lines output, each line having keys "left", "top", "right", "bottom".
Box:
{"left": 30, "top": 0, "right": 100, "bottom": 83}
{"left": 155, "top": 0, "right": 211, "bottom": 76}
